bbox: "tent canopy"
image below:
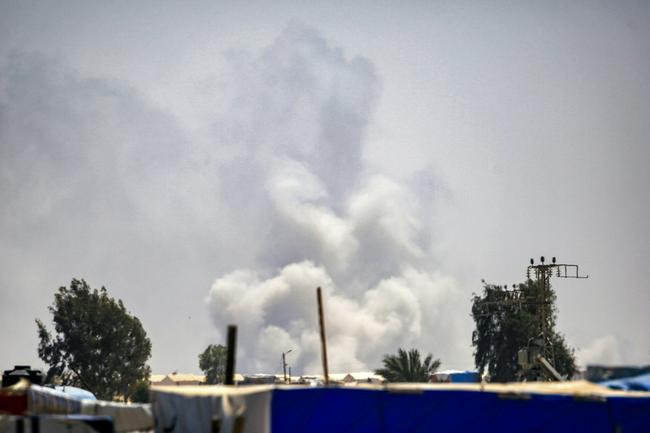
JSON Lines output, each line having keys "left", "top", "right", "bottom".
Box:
{"left": 150, "top": 381, "right": 650, "bottom": 433}
{"left": 601, "top": 372, "right": 650, "bottom": 392}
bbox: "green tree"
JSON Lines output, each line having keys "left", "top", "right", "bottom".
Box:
{"left": 129, "top": 380, "right": 150, "bottom": 403}
{"left": 198, "top": 344, "right": 227, "bottom": 384}
{"left": 471, "top": 279, "right": 576, "bottom": 382}
{"left": 36, "top": 279, "right": 151, "bottom": 400}
{"left": 375, "top": 348, "right": 440, "bottom": 383}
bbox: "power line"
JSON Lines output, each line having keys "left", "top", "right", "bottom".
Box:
{"left": 475, "top": 256, "right": 588, "bottom": 381}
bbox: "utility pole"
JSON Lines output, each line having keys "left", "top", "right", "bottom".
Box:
{"left": 522, "top": 256, "right": 587, "bottom": 381}
{"left": 282, "top": 352, "right": 286, "bottom": 383}
{"left": 474, "top": 256, "right": 587, "bottom": 381}
{"left": 225, "top": 325, "right": 237, "bottom": 385}
{"left": 282, "top": 349, "right": 292, "bottom": 384}
{"left": 317, "top": 287, "right": 330, "bottom": 385}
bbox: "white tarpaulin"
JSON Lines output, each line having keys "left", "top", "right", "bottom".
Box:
{"left": 1, "top": 381, "right": 153, "bottom": 432}
{"left": 80, "top": 400, "right": 153, "bottom": 432}
{"left": 151, "top": 385, "right": 273, "bottom": 433}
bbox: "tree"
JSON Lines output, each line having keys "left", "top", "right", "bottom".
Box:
{"left": 198, "top": 344, "right": 227, "bottom": 384}
{"left": 36, "top": 279, "right": 151, "bottom": 400}
{"left": 471, "top": 279, "right": 576, "bottom": 382}
{"left": 129, "top": 380, "right": 150, "bottom": 403}
{"left": 375, "top": 348, "right": 440, "bottom": 383}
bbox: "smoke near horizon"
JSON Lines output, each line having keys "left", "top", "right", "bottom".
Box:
{"left": 0, "top": 24, "right": 469, "bottom": 373}
{"left": 205, "top": 25, "right": 468, "bottom": 374}
{"left": 1, "top": 3, "right": 648, "bottom": 375}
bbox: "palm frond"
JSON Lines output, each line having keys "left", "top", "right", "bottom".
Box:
{"left": 375, "top": 348, "right": 441, "bottom": 383}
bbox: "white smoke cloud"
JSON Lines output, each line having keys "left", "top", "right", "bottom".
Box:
{"left": 208, "top": 261, "right": 461, "bottom": 374}
{"left": 206, "top": 24, "right": 468, "bottom": 374}
{"left": 576, "top": 335, "right": 625, "bottom": 367}
{"left": 266, "top": 158, "right": 358, "bottom": 274}
{"left": 0, "top": 51, "right": 242, "bottom": 370}
{"left": 0, "top": 23, "right": 470, "bottom": 375}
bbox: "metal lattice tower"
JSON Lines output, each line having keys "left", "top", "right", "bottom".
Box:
{"left": 474, "top": 256, "right": 587, "bottom": 381}
{"left": 525, "top": 256, "right": 588, "bottom": 379}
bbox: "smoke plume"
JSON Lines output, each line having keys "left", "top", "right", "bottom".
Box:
{"left": 206, "top": 25, "right": 467, "bottom": 374}
{"left": 0, "top": 24, "right": 469, "bottom": 374}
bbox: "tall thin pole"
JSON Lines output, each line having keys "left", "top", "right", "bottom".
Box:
{"left": 225, "top": 325, "right": 237, "bottom": 385}
{"left": 317, "top": 287, "right": 329, "bottom": 385}
{"left": 282, "top": 352, "right": 287, "bottom": 383}
{"left": 525, "top": 256, "right": 587, "bottom": 380}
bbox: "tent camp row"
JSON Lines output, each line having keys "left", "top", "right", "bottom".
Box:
{"left": 148, "top": 381, "right": 650, "bottom": 433}
{"left": 2, "top": 379, "right": 650, "bottom": 433}
{"left": 149, "top": 372, "right": 384, "bottom": 386}
{"left": 150, "top": 374, "right": 208, "bottom": 387}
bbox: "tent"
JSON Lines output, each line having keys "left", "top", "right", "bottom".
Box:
{"left": 0, "top": 380, "right": 153, "bottom": 432}
{"left": 54, "top": 386, "right": 96, "bottom": 401}
{"left": 150, "top": 381, "right": 650, "bottom": 433}
{"left": 601, "top": 372, "right": 650, "bottom": 392}
{"left": 430, "top": 369, "right": 479, "bottom": 383}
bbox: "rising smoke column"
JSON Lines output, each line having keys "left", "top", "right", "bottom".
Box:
{"left": 206, "top": 24, "right": 469, "bottom": 374}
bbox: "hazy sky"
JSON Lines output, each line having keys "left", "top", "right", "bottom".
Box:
{"left": 1, "top": 1, "right": 648, "bottom": 375}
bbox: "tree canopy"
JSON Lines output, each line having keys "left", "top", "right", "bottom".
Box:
{"left": 471, "top": 279, "right": 576, "bottom": 382}
{"left": 129, "top": 380, "right": 150, "bottom": 403}
{"left": 375, "top": 348, "right": 440, "bottom": 383}
{"left": 198, "top": 344, "right": 228, "bottom": 384}
{"left": 36, "top": 278, "right": 151, "bottom": 400}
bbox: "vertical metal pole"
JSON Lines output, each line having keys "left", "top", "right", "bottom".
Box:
{"left": 539, "top": 266, "right": 546, "bottom": 342}
{"left": 317, "top": 287, "right": 329, "bottom": 385}
{"left": 541, "top": 266, "right": 555, "bottom": 369}
{"left": 282, "top": 352, "right": 287, "bottom": 383}
{"left": 541, "top": 266, "right": 547, "bottom": 379}
{"left": 225, "top": 325, "right": 237, "bottom": 385}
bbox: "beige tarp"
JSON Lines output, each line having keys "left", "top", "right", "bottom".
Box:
{"left": 376, "top": 379, "right": 650, "bottom": 397}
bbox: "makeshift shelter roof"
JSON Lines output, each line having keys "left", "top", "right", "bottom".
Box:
{"left": 300, "top": 372, "right": 385, "bottom": 382}
{"left": 166, "top": 373, "right": 205, "bottom": 383}
{"left": 149, "top": 374, "right": 167, "bottom": 383}
{"left": 54, "top": 386, "right": 96, "bottom": 400}
{"left": 343, "top": 372, "right": 385, "bottom": 382}
{"left": 0, "top": 380, "right": 152, "bottom": 432}
{"left": 150, "top": 381, "right": 650, "bottom": 433}
{"left": 431, "top": 369, "right": 479, "bottom": 383}
{"left": 434, "top": 369, "right": 478, "bottom": 375}
{"left": 601, "top": 372, "right": 650, "bottom": 391}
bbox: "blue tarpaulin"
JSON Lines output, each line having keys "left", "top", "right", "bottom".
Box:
{"left": 432, "top": 370, "right": 479, "bottom": 383}
{"left": 150, "top": 381, "right": 650, "bottom": 433}
{"left": 601, "top": 372, "right": 650, "bottom": 391}
{"left": 272, "top": 386, "right": 650, "bottom": 433}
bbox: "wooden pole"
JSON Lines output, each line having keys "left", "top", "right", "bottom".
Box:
{"left": 225, "top": 325, "right": 237, "bottom": 385}
{"left": 317, "top": 287, "right": 329, "bottom": 385}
